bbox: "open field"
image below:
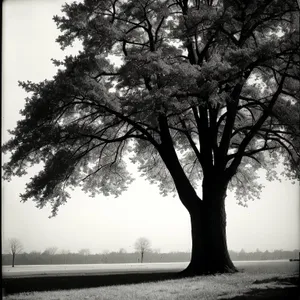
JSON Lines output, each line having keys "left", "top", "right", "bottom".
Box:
{"left": 3, "top": 270, "right": 299, "bottom": 299}
{"left": 2, "top": 262, "right": 185, "bottom": 278}
{"left": 2, "top": 260, "right": 299, "bottom": 298}
{"left": 2, "top": 260, "right": 298, "bottom": 278}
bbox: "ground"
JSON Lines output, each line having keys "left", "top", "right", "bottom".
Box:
{"left": 3, "top": 270, "right": 299, "bottom": 299}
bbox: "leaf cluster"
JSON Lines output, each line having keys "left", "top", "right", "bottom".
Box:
{"left": 2, "top": 0, "right": 300, "bottom": 215}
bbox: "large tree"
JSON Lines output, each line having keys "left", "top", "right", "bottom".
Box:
{"left": 2, "top": 0, "right": 299, "bottom": 275}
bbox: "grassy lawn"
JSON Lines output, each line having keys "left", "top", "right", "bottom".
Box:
{"left": 3, "top": 272, "right": 298, "bottom": 300}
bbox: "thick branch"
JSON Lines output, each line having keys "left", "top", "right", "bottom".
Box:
{"left": 217, "top": 83, "right": 243, "bottom": 168}
{"left": 198, "top": 106, "right": 213, "bottom": 172}
{"left": 179, "top": 118, "right": 202, "bottom": 162}
{"left": 98, "top": 104, "right": 160, "bottom": 148}
{"left": 226, "top": 75, "right": 286, "bottom": 178}
{"left": 157, "top": 114, "right": 202, "bottom": 210}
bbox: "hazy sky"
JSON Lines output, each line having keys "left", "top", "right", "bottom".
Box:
{"left": 2, "top": 0, "right": 299, "bottom": 255}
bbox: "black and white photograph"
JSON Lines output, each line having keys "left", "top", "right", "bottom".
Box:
{"left": 2, "top": 0, "right": 300, "bottom": 299}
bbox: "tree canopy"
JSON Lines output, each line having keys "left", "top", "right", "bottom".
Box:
{"left": 8, "top": 238, "right": 23, "bottom": 255}
{"left": 134, "top": 237, "right": 152, "bottom": 253}
{"left": 2, "top": 0, "right": 300, "bottom": 217}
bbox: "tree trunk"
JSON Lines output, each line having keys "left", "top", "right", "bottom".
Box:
{"left": 157, "top": 116, "right": 236, "bottom": 275}
{"left": 183, "top": 180, "right": 237, "bottom": 275}
{"left": 12, "top": 253, "right": 15, "bottom": 267}
{"left": 141, "top": 251, "right": 144, "bottom": 263}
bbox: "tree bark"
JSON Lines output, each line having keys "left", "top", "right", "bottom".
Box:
{"left": 12, "top": 253, "right": 15, "bottom": 267}
{"left": 182, "top": 179, "right": 237, "bottom": 275}
{"left": 157, "top": 114, "right": 236, "bottom": 275}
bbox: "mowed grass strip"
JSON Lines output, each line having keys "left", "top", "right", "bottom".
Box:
{"left": 3, "top": 272, "right": 298, "bottom": 300}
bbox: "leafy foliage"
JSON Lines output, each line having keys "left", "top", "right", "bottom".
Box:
{"left": 2, "top": 0, "right": 300, "bottom": 216}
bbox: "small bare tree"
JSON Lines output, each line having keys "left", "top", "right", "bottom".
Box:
{"left": 78, "top": 248, "right": 90, "bottom": 256}
{"left": 43, "top": 247, "right": 58, "bottom": 264}
{"left": 134, "top": 237, "right": 151, "bottom": 263}
{"left": 78, "top": 248, "right": 90, "bottom": 263}
{"left": 60, "top": 249, "right": 70, "bottom": 264}
{"left": 45, "top": 247, "right": 58, "bottom": 255}
{"left": 8, "top": 238, "right": 23, "bottom": 267}
{"left": 102, "top": 249, "right": 110, "bottom": 263}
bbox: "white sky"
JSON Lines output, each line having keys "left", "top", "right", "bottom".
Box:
{"left": 2, "top": 0, "right": 299, "bottom": 255}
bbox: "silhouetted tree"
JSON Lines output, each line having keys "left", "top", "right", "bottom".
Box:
{"left": 78, "top": 248, "right": 90, "bottom": 255}
{"left": 2, "top": 0, "right": 299, "bottom": 275}
{"left": 118, "top": 248, "right": 127, "bottom": 254}
{"left": 60, "top": 249, "right": 70, "bottom": 264}
{"left": 43, "top": 247, "right": 58, "bottom": 264}
{"left": 134, "top": 237, "right": 152, "bottom": 263}
{"left": 45, "top": 247, "right": 58, "bottom": 255}
{"left": 78, "top": 248, "right": 90, "bottom": 263}
{"left": 8, "top": 238, "right": 23, "bottom": 267}
{"left": 238, "top": 248, "right": 247, "bottom": 260}
{"left": 102, "top": 250, "right": 110, "bottom": 263}
{"left": 254, "top": 248, "right": 262, "bottom": 260}
{"left": 262, "top": 250, "right": 270, "bottom": 260}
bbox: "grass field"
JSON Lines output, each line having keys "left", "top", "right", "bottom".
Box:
{"left": 3, "top": 273, "right": 298, "bottom": 300}
{"left": 2, "top": 260, "right": 298, "bottom": 277}
{"left": 3, "top": 261, "right": 299, "bottom": 300}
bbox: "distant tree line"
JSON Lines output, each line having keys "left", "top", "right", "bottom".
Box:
{"left": 2, "top": 250, "right": 189, "bottom": 266}
{"left": 229, "top": 249, "right": 299, "bottom": 261}
{"left": 2, "top": 249, "right": 299, "bottom": 266}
